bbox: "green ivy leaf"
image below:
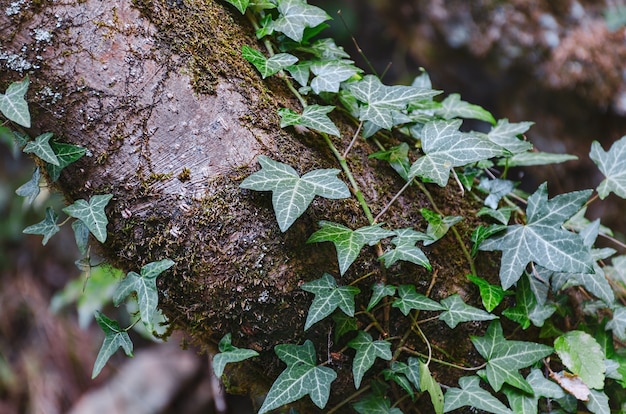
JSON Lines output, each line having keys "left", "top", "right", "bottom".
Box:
{"left": 0, "top": 77, "right": 31, "bottom": 127}
{"left": 46, "top": 142, "right": 87, "bottom": 182}
{"left": 23, "top": 206, "right": 60, "bottom": 245}
{"left": 503, "top": 273, "right": 556, "bottom": 329}
{"left": 478, "top": 178, "right": 515, "bottom": 209}
{"left": 332, "top": 312, "right": 358, "bottom": 341}
{"left": 286, "top": 62, "right": 311, "bottom": 86}
{"left": 444, "top": 376, "right": 514, "bottom": 414}
{"left": 353, "top": 393, "right": 403, "bottom": 414}
{"left": 420, "top": 361, "right": 444, "bottom": 414}
{"left": 259, "top": 340, "right": 337, "bottom": 413}
{"left": 435, "top": 93, "right": 496, "bottom": 125}
{"left": 420, "top": 208, "right": 463, "bottom": 246}
{"left": 589, "top": 135, "right": 626, "bottom": 199}
{"left": 348, "top": 331, "right": 392, "bottom": 389}
{"left": 15, "top": 167, "right": 40, "bottom": 204}
{"left": 470, "top": 224, "right": 507, "bottom": 257}
{"left": 270, "top": 0, "right": 330, "bottom": 42}
{"left": 91, "top": 311, "right": 133, "bottom": 378}
{"left": 307, "top": 221, "right": 394, "bottom": 275}
{"left": 346, "top": 74, "right": 439, "bottom": 130}
{"left": 477, "top": 206, "right": 516, "bottom": 225}
{"left": 369, "top": 143, "right": 411, "bottom": 181}
{"left": 554, "top": 331, "right": 606, "bottom": 390}
{"left": 240, "top": 156, "right": 350, "bottom": 232}
{"left": 470, "top": 321, "right": 553, "bottom": 393}
{"left": 585, "top": 389, "right": 610, "bottom": 414}
{"left": 300, "top": 273, "right": 360, "bottom": 330}
{"left": 606, "top": 306, "right": 626, "bottom": 341}
{"left": 498, "top": 151, "right": 577, "bottom": 167}
{"left": 486, "top": 119, "right": 534, "bottom": 154}
{"left": 367, "top": 283, "right": 396, "bottom": 311}
{"left": 242, "top": 45, "right": 298, "bottom": 78}
{"left": 503, "top": 368, "right": 565, "bottom": 414}
{"left": 467, "top": 274, "right": 509, "bottom": 312}
{"left": 223, "top": 0, "right": 249, "bottom": 14}
{"left": 63, "top": 194, "right": 113, "bottom": 243}
{"left": 379, "top": 228, "right": 431, "bottom": 270}
{"left": 212, "top": 333, "right": 259, "bottom": 378}
{"left": 439, "top": 294, "right": 497, "bottom": 329}
{"left": 382, "top": 361, "right": 415, "bottom": 398}
{"left": 479, "top": 183, "right": 594, "bottom": 289}
{"left": 306, "top": 38, "right": 350, "bottom": 60}
{"left": 392, "top": 285, "right": 445, "bottom": 316}
{"left": 408, "top": 120, "right": 506, "bottom": 187}
{"left": 23, "top": 132, "right": 60, "bottom": 166}
{"left": 310, "top": 60, "right": 360, "bottom": 94}
{"left": 278, "top": 105, "right": 340, "bottom": 136}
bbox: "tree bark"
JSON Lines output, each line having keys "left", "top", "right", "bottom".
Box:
{"left": 2, "top": 0, "right": 500, "bottom": 410}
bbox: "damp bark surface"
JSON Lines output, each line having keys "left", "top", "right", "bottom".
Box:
{"left": 2, "top": 1, "right": 514, "bottom": 412}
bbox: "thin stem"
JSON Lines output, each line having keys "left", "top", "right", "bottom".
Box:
{"left": 327, "top": 385, "right": 370, "bottom": 414}
{"left": 342, "top": 120, "right": 363, "bottom": 159}
{"left": 400, "top": 347, "right": 487, "bottom": 371}
{"left": 599, "top": 232, "right": 626, "bottom": 250}
{"left": 374, "top": 179, "right": 412, "bottom": 223}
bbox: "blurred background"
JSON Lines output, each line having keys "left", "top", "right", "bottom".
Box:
{"left": 2, "top": 0, "right": 626, "bottom": 412}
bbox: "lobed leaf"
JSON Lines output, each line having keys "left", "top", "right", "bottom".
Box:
{"left": 242, "top": 45, "right": 298, "bottom": 78}
{"left": 0, "top": 77, "right": 31, "bottom": 127}
{"left": 486, "top": 118, "right": 534, "bottom": 154}
{"left": 23, "top": 206, "right": 60, "bottom": 245}
{"left": 15, "top": 167, "right": 40, "bottom": 204}
{"left": 438, "top": 294, "right": 497, "bottom": 329}
{"left": 46, "top": 142, "right": 87, "bottom": 182}
{"left": 435, "top": 93, "right": 496, "bottom": 125}
{"left": 348, "top": 331, "right": 392, "bottom": 389}
{"left": 310, "top": 60, "right": 360, "bottom": 94}
{"left": 270, "top": 0, "right": 330, "bottom": 42}
{"left": 223, "top": 0, "right": 249, "bottom": 14}
{"left": 279, "top": 105, "right": 340, "bottom": 136}
{"left": 301, "top": 273, "right": 359, "bottom": 330}
{"left": 353, "top": 393, "right": 403, "bottom": 414}
{"left": 589, "top": 135, "right": 626, "bottom": 199}
{"left": 92, "top": 311, "right": 133, "bottom": 378}
{"left": 63, "top": 194, "right": 113, "bottom": 243}
{"left": 23, "top": 132, "right": 59, "bottom": 166}
{"left": 392, "top": 284, "right": 445, "bottom": 316}
{"left": 213, "top": 333, "right": 259, "bottom": 378}
{"left": 444, "top": 376, "right": 513, "bottom": 414}
{"left": 467, "top": 274, "right": 509, "bottom": 312}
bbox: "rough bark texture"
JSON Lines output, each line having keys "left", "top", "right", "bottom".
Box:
{"left": 2, "top": 0, "right": 505, "bottom": 411}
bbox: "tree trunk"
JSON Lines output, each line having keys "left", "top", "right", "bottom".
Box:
{"left": 1, "top": 0, "right": 500, "bottom": 411}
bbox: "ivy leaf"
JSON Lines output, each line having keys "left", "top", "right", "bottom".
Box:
{"left": 554, "top": 331, "right": 605, "bottom": 390}
{"left": 420, "top": 208, "right": 463, "bottom": 246}
{"left": 435, "top": 93, "right": 496, "bottom": 125}
{"left": 478, "top": 178, "right": 515, "bottom": 209}
{"left": 71, "top": 219, "right": 90, "bottom": 255}
{"left": 46, "top": 142, "right": 87, "bottom": 182}
{"left": 258, "top": 340, "right": 337, "bottom": 413}
{"left": 270, "top": 0, "right": 330, "bottom": 42}
{"left": 369, "top": 143, "right": 411, "bottom": 181}
{"left": 240, "top": 156, "right": 350, "bottom": 232}
{"left": 444, "top": 376, "right": 514, "bottom": 414}
{"left": 439, "top": 294, "right": 497, "bottom": 329}
{"left": 23, "top": 132, "right": 60, "bottom": 166}
{"left": 346, "top": 74, "right": 439, "bottom": 130}
{"left": 307, "top": 221, "right": 394, "bottom": 275}
{"left": 309, "top": 60, "right": 360, "bottom": 94}
{"left": 63, "top": 194, "right": 113, "bottom": 243}
{"left": 353, "top": 393, "right": 403, "bottom": 414}
{"left": 467, "top": 274, "right": 509, "bottom": 312}
{"left": 348, "top": 331, "right": 392, "bottom": 389}
{"left": 408, "top": 120, "right": 506, "bottom": 187}
{"left": 585, "top": 390, "right": 610, "bottom": 414}
{"left": 332, "top": 312, "right": 358, "bottom": 341}
{"left": 382, "top": 361, "right": 415, "bottom": 398}
{"left": 278, "top": 105, "right": 340, "bottom": 136}
{"left": 589, "top": 135, "right": 626, "bottom": 199}
{"left": 420, "top": 361, "right": 444, "bottom": 414}
{"left": 367, "top": 283, "right": 396, "bottom": 311}
{"left": 479, "top": 183, "right": 594, "bottom": 289}
{"left": 477, "top": 206, "right": 515, "bottom": 225}
{"left": 502, "top": 273, "right": 556, "bottom": 329}
{"left": 471, "top": 321, "right": 553, "bottom": 393}
{"left": 379, "top": 228, "right": 431, "bottom": 270}
{"left": 606, "top": 306, "right": 626, "bottom": 341}
{"left": 91, "top": 311, "right": 133, "bottom": 378}
{"left": 23, "top": 206, "right": 60, "bottom": 245}
{"left": 498, "top": 151, "right": 577, "bottom": 167}
{"left": 213, "top": 333, "right": 259, "bottom": 378}
{"left": 392, "top": 285, "right": 445, "bottom": 316}
{"left": 503, "top": 368, "right": 565, "bottom": 414}
{"left": 486, "top": 119, "right": 534, "bottom": 154}
{"left": 300, "top": 273, "right": 360, "bottom": 330}
{"left": 223, "top": 0, "right": 249, "bottom": 14}
{"left": 15, "top": 167, "right": 40, "bottom": 204}
{"left": 0, "top": 77, "right": 30, "bottom": 127}
{"left": 113, "top": 259, "right": 174, "bottom": 331}
{"left": 286, "top": 62, "right": 311, "bottom": 86}
{"left": 242, "top": 46, "right": 298, "bottom": 78}
{"left": 470, "top": 224, "right": 507, "bottom": 257}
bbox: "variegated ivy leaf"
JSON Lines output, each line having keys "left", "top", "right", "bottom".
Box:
{"left": 478, "top": 178, "right": 515, "bottom": 209}
{"left": 408, "top": 119, "right": 506, "bottom": 187}
{"left": 0, "top": 77, "right": 30, "bottom": 127}
{"left": 92, "top": 311, "right": 133, "bottom": 378}
{"left": 278, "top": 105, "right": 340, "bottom": 136}
{"left": 477, "top": 206, "right": 516, "bottom": 225}
{"left": 606, "top": 306, "right": 626, "bottom": 341}
{"left": 379, "top": 228, "right": 431, "bottom": 270}
{"left": 307, "top": 221, "right": 394, "bottom": 275}
{"left": 589, "top": 135, "right": 626, "bottom": 199}
{"left": 63, "top": 194, "right": 113, "bottom": 243}
{"left": 438, "top": 294, "right": 497, "bottom": 329}
{"left": 497, "top": 151, "right": 577, "bottom": 167}
{"left": 369, "top": 142, "right": 411, "bottom": 181}
{"left": 213, "top": 333, "right": 259, "bottom": 378}
{"left": 502, "top": 273, "right": 555, "bottom": 329}
{"left": 286, "top": 62, "right": 311, "bottom": 86}
{"left": 471, "top": 321, "right": 553, "bottom": 393}
{"left": 15, "top": 167, "right": 40, "bottom": 204}
{"left": 479, "top": 183, "right": 594, "bottom": 289}
{"left": 300, "top": 273, "right": 360, "bottom": 330}
{"left": 258, "top": 340, "right": 337, "bottom": 413}
{"left": 223, "top": 0, "right": 249, "bottom": 14}
{"left": 420, "top": 208, "right": 463, "bottom": 246}
{"left": 585, "top": 390, "right": 611, "bottom": 414}
{"left": 503, "top": 368, "right": 565, "bottom": 414}
{"left": 242, "top": 45, "right": 298, "bottom": 78}
{"left": 306, "top": 38, "right": 350, "bottom": 60}
{"left": 486, "top": 118, "right": 534, "bottom": 154}
{"left": 392, "top": 284, "right": 445, "bottom": 316}
{"left": 348, "top": 331, "right": 392, "bottom": 389}
{"left": 353, "top": 393, "right": 403, "bottom": 414}
{"left": 23, "top": 132, "right": 60, "bottom": 166}
{"left": 434, "top": 93, "right": 496, "bottom": 125}
{"left": 444, "top": 376, "right": 514, "bottom": 414}
{"left": 240, "top": 156, "right": 350, "bottom": 232}
{"left": 46, "top": 142, "right": 87, "bottom": 182}
{"left": 366, "top": 283, "right": 396, "bottom": 311}
{"left": 310, "top": 60, "right": 360, "bottom": 94}
{"left": 23, "top": 206, "right": 60, "bottom": 245}
{"left": 270, "top": 0, "right": 330, "bottom": 42}
{"left": 346, "top": 74, "right": 439, "bottom": 130}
